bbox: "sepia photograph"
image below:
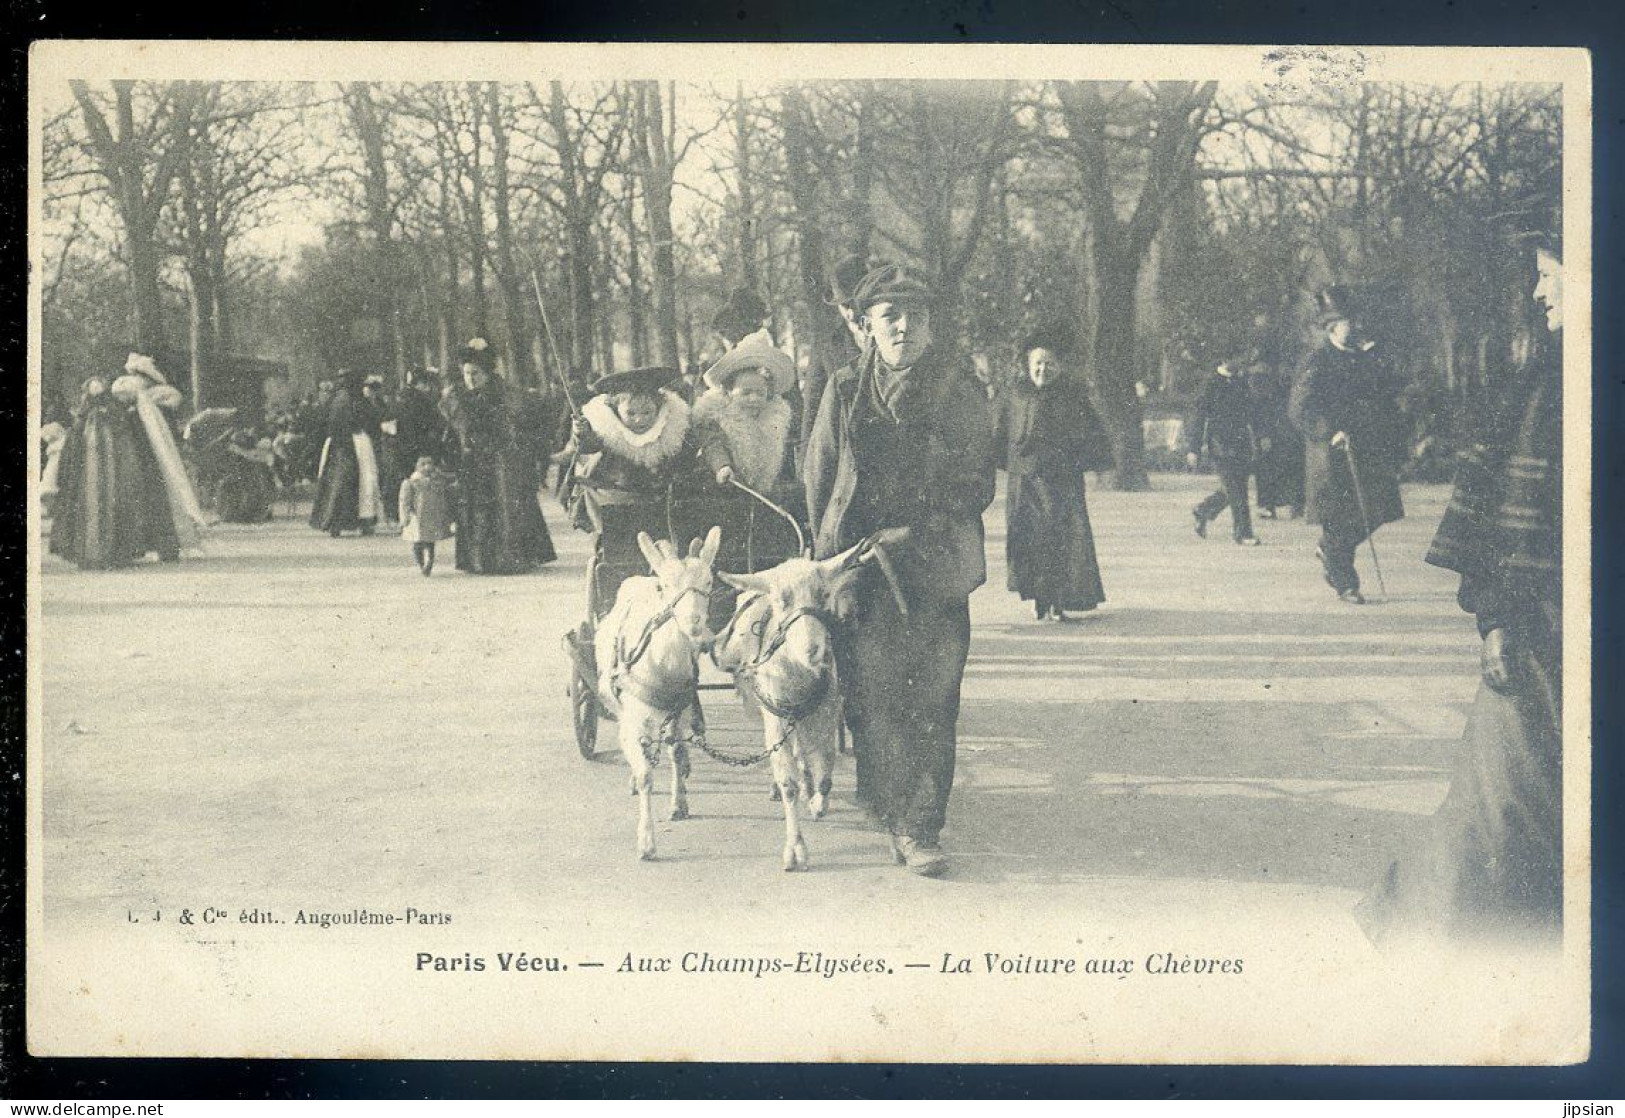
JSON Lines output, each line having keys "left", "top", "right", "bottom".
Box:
{"left": 25, "top": 41, "right": 1591, "bottom": 1064}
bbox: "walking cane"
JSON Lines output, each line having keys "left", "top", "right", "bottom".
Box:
{"left": 1340, "top": 434, "right": 1389, "bottom": 603}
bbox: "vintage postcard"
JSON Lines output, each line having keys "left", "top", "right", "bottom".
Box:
{"left": 26, "top": 40, "right": 1591, "bottom": 1063}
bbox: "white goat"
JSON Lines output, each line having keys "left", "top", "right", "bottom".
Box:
{"left": 714, "top": 539, "right": 875, "bottom": 871}
{"left": 596, "top": 527, "right": 721, "bottom": 860}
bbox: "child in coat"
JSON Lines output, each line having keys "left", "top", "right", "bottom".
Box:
{"left": 398, "top": 456, "right": 456, "bottom": 575}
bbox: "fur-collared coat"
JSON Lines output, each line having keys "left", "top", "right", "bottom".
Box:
{"left": 692, "top": 388, "right": 795, "bottom": 498}
{"left": 691, "top": 388, "right": 803, "bottom": 581}
{"left": 574, "top": 389, "right": 709, "bottom": 500}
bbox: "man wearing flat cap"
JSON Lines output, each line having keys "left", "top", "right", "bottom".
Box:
{"left": 804, "top": 264, "right": 997, "bottom": 877}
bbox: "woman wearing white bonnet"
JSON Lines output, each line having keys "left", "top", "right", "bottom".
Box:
{"left": 48, "top": 352, "right": 206, "bottom": 568}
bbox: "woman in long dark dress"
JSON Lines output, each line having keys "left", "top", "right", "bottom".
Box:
{"left": 440, "top": 338, "right": 557, "bottom": 575}
{"left": 50, "top": 354, "right": 205, "bottom": 569}
{"left": 1357, "top": 234, "right": 1564, "bottom": 946}
{"left": 995, "top": 332, "right": 1113, "bottom": 621}
{"left": 309, "top": 369, "right": 387, "bottom": 536}
{"left": 1249, "top": 362, "right": 1305, "bottom": 519}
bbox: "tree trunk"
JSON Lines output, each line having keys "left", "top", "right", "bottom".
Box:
{"left": 548, "top": 82, "right": 598, "bottom": 374}
{"left": 624, "top": 176, "right": 648, "bottom": 366}
{"left": 734, "top": 85, "right": 761, "bottom": 292}
{"left": 1086, "top": 242, "right": 1151, "bottom": 491}
{"left": 464, "top": 86, "right": 490, "bottom": 339}
{"left": 70, "top": 80, "right": 199, "bottom": 360}
{"left": 486, "top": 84, "right": 533, "bottom": 387}
{"left": 345, "top": 84, "right": 405, "bottom": 379}
{"left": 596, "top": 220, "right": 616, "bottom": 373}
{"left": 633, "top": 81, "right": 681, "bottom": 367}
{"left": 780, "top": 86, "right": 835, "bottom": 427}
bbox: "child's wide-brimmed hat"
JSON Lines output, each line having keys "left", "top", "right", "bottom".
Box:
{"left": 702, "top": 329, "right": 796, "bottom": 396}
{"left": 590, "top": 366, "right": 681, "bottom": 397}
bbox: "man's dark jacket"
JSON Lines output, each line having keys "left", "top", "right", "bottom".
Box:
{"left": 803, "top": 348, "right": 996, "bottom": 601}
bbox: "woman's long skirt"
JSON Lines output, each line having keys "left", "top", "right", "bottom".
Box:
{"left": 1005, "top": 472, "right": 1105, "bottom": 611}
{"left": 1357, "top": 612, "right": 1562, "bottom": 946}
{"left": 454, "top": 452, "right": 557, "bottom": 575}
{"left": 310, "top": 434, "right": 384, "bottom": 532}
{"left": 49, "top": 409, "right": 178, "bottom": 569}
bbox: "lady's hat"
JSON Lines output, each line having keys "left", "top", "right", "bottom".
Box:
{"left": 703, "top": 329, "right": 796, "bottom": 395}
{"left": 710, "top": 286, "right": 769, "bottom": 344}
{"left": 825, "top": 254, "right": 872, "bottom": 308}
{"left": 123, "top": 352, "right": 168, "bottom": 384}
{"left": 457, "top": 336, "right": 497, "bottom": 371}
{"left": 590, "top": 366, "right": 681, "bottom": 398}
{"left": 1021, "top": 321, "right": 1078, "bottom": 357}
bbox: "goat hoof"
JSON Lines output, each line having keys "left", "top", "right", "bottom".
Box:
{"left": 809, "top": 795, "right": 828, "bottom": 820}
{"left": 782, "top": 840, "right": 809, "bottom": 871}
{"left": 670, "top": 805, "right": 689, "bottom": 821}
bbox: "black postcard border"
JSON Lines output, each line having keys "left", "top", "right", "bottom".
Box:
{"left": 3, "top": 0, "right": 1620, "bottom": 1099}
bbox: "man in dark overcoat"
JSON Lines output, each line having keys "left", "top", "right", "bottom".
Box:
{"left": 1289, "top": 286, "right": 1408, "bottom": 604}
{"left": 803, "top": 265, "right": 997, "bottom": 877}
{"left": 1186, "top": 344, "right": 1263, "bottom": 545}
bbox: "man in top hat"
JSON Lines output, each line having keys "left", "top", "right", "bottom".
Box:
{"left": 1289, "top": 285, "right": 1409, "bottom": 604}
{"left": 803, "top": 263, "right": 997, "bottom": 876}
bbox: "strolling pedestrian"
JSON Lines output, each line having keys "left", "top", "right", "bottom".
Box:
{"left": 1187, "top": 343, "right": 1264, "bottom": 546}
{"left": 398, "top": 455, "right": 456, "bottom": 576}
{"left": 1358, "top": 219, "right": 1564, "bottom": 945}
{"left": 310, "top": 368, "right": 387, "bottom": 537}
{"left": 804, "top": 264, "right": 997, "bottom": 876}
{"left": 1288, "top": 286, "right": 1408, "bottom": 604}
{"left": 440, "top": 338, "right": 557, "bottom": 575}
{"left": 996, "top": 327, "right": 1112, "bottom": 620}
{"left": 50, "top": 352, "right": 208, "bottom": 569}
{"left": 1250, "top": 353, "right": 1305, "bottom": 520}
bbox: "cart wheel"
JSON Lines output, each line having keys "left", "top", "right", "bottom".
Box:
{"left": 568, "top": 668, "right": 598, "bottom": 760}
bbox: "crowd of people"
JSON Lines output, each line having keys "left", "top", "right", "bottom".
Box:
{"left": 40, "top": 221, "right": 1566, "bottom": 935}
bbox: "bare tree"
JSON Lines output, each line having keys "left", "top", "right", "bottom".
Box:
{"left": 68, "top": 80, "right": 203, "bottom": 356}
{"left": 529, "top": 81, "right": 627, "bottom": 374}
{"left": 1053, "top": 80, "right": 1218, "bottom": 490}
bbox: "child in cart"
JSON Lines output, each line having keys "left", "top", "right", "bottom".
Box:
{"left": 562, "top": 367, "right": 715, "bottom": 679}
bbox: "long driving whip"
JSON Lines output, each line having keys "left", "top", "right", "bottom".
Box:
{"left": 726, "top": 476, "right": 807, "bottom": 558}
{"left": 1342, "top": 435, "right": 1389, "bottom": 602}
{"left": 525, "top": 263, "right": 581, "bottom": 419}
